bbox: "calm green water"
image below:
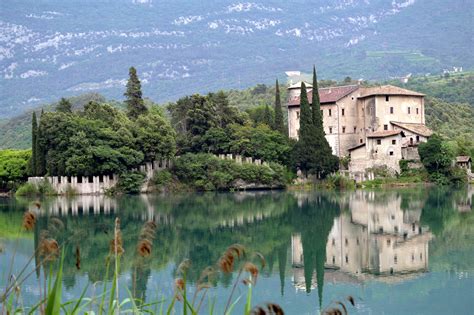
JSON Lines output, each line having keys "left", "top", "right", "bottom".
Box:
{"left": 1, "top": 187, "right": 473, "bottom": 314}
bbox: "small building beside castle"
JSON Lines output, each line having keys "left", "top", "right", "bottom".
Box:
{"left": 286, "top": 82, "right": 432, "bottom": 175}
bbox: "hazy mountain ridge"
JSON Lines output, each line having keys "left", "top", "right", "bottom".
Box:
{"left": 1, "top": 0, "right": 472, "bottom": 117}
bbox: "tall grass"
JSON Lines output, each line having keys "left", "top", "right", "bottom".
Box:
{"left": 1, "top": 213, "right": 286, "bottom": 314}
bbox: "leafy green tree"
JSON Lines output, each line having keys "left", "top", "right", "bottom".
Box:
{"left": 246, "top": 105, "right": 274, "bottom": 127}
{"left": 418, "top": 134, "right": 454, "bottom": 174}
{"left": 133, "top": 113, "right": 176, "bottom": 161}
{"left": 273, "top": 79, "right": 285, "bottom": 135}
{"left": 263, "top": 104, "right": 273, "bottom": 127}
{"left": 56, "top": 98, "right": 72, "bottom": 113}
{"left": 208, "top": 91, "right": 243, "bottom": 128}
{"left": 31, "top": 112, "right": 38, "bottom": 175}
{"left": 124, "top": 67, "right": 148, "bottom": 119}
{"left": 0, "top": 150, "right": 31, "bottom": 190}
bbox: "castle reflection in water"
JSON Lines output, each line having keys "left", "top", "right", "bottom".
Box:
{"left": 291, "top": 190, "right": 433, "bottom": 291}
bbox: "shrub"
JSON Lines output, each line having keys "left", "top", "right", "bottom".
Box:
{"left": 15, "top": 179, "right": 56, "bottom": 196}
{"left": 172, "top": 153, "right": 288, "bottom": 190}
{"left": 152, "top": 170, "right": 172, "bottom": 187}
{"left": 114, "top": 171, "right": 146, "bottom": 194}
{"left": 15, "top": 182, "right": 39, "bottom": 196}
{"left": 325, "top": 174, "right": 355, "bottom": 189}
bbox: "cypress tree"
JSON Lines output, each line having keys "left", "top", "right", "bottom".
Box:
{"left": 299, "top": 82, "right": 313, "bottom": 135}
{"left": 124, "top": 67, "right": 148, "bottom": 119}
{"left": 295, "top": 82, "right": 313, "bottom": 175}
{"left": 36, "top": 111, "right": 46, "bottom": 176}
{"left": 31, "top": 112, "right": 38, "bottom": 176}
{"left": 273, "top": 79, "right": 285, "bottom": 135}
{"left": 311, "top": 66, "right": 323, "bottom": 128}
{"left": 56, "top": 97, "right": 72, "bottom": 113}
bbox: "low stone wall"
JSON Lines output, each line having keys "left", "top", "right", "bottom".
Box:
{"left": 217, "top": 154, "right": 269, "bottom": 166}
{"left": 28, "top": 174, "right": 119, "bottom": 195}
{"left": 26, "top": 156, "right": 269, "bottom": 195}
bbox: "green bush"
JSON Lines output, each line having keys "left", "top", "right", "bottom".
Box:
{"left": 325, "top": 174, "right": 355, "bottom": 189}
{"left": 15, "top": 179, "right": 56, "bottom": 196}
{"left": 15, "top": 182, "right": 38, "bottom": 196}
{"left": 151, "top": 169, "right": 172, "bottom": 187}
{"left": 114, "top": 171, "right": 146, "bottom": 194}
{"left": 172, "top": 153, "right": 289, "bottom": 190}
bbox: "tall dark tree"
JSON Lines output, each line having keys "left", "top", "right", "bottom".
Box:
{"left": 273, "top": 79, "right": 285, "bottom": 135}
{"left": 263, "top": 104, "right": 273, "bottom": 127}
{"left": 311, "top": 66, "right": 322, "bottom": 128}
{"left": 294, "top": 82, "right": 313, "bottom": 174}
{"left": 31, "top": 112, "right": 38, "bottom": 175}
{"left": 124, "top": 67, "right": 148, "bottom": 119}
{"left": 295, "top": 81, "right": 338, "bottom": 177}
{"left": 36, "top": 113, "right": 46, "bottom": 176}
{"left": 56, "top": 98, "right": 72, "bottom": 113}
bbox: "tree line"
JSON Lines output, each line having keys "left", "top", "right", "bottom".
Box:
{"left": 29, "top": 66, "right": 339, "bottom": 180}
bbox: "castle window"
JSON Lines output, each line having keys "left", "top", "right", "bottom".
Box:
{"left": 394, "top": 255, "right": 398, "bottom": 264}
{"left": 332, "top": 256, "right": 335, "bottom": 264}
{"left": 329, "top": 127, "right": 333, "bottom": 134}
{"left": 408, "top": 107, "right": 411, "bottom": 114}
{"left": 353, "top": 126, "right": 357, "bottom": 133}
{"left": 416, "top": 108, "right": 419, "bottom": 115}
{"left": 356, "top": 238, "right": 360, "bottom": 245}
{"left": 342, "top": 108, "right": 345, "bottom": 116}
{"left": 389, "top": 151, "right": 394, "bottom": 156}
{"left": 416, "top": 135, "right": 420, "bottom": 142}
{"left": 387, "top": 239, "right": 391, "bottom": 246}
{"left": 420, "top": 253, "right": 423, "bottom": 260}
{"left": 384, "top": 124, "right": 388, "bottom": 130}
{"left": 390, "top": 107, "right": 394, "bottom": 114}
{"left": 332, "top": 238, "right": 336, "bottom": 246}
{"left": 296, "top": 111, "right": 300, "bottom": 119}
{"left": 345, "top": 238, "right": 348, "bottom": 246}
{"left": 345, "top": 255, "right": 349, "bottom": 264}
{"left": 360, "top": 139, "right": 363, "bottom": 143}
{"left": 412, "top": 253, "right": 415, "bottom": 262}
{"left": 329, "top": 109, "right": 332, "bottom": 116}
{"left": 385, "top": 95, "right": 390, "bottom": 102}
{"left": 342, "top": 126, "right": 346, "bottom": 133}
{"left": 392, "top": 139, "right": 396, "bottom": 145}
{"left": 377, "top": 139, "right": 382, "bottom": 145}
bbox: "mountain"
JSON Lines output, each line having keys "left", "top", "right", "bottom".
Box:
{"left": 1, "top": 0, "right": 473, "bottom": 118}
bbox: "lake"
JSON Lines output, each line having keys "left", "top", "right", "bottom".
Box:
{"left": 1, "top": 187, "right": 473, "bottom": 314}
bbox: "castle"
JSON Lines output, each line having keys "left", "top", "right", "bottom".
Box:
{"left": 286, "top": 82, "right": 433, "bottom": 175}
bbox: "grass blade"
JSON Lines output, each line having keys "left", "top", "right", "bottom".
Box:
{"left": 45, "top": 249, "right": 64, "bottom": 315}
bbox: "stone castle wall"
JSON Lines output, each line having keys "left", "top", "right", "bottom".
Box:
{"left": 27, "top": 155, "right": 271, "bottom": 195}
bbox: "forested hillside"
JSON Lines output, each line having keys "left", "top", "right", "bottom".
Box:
{"left": 1, "top": 72, "right": 473, "bottom": 150}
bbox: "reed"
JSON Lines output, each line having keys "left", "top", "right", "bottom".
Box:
{"left": 2, "top": 216, "right": 293, "bottom": 314}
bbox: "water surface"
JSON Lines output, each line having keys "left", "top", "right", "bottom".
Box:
{"left": 1, "top": 187, "right": 473, "bottom": 314}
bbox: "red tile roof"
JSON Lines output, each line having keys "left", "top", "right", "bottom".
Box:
{"left": 287, "top": 85, "right": 359, "bottom": 106}
{"left": 367, "top": 130, "right": 403, "bottom": 138}
{"left": 456, "top": 156, "right": 471, "bottom": 163}
{"left": 390, "top": 121, "right": 433, "bottom": 137}
{"left": 358, "top": 85, "right": 425, "bottom": 98}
